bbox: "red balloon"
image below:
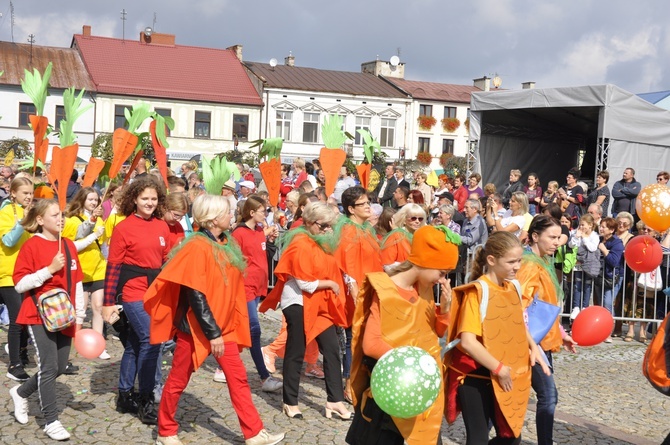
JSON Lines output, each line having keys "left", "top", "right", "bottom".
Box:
{"left": 74, "top": 329, "right": 106, "bottom": 360}
{"left": 624, "top": 235, "right": 663, "bottom": 273}
{"left": 571, "top": 306, "right": 614, "bottom": 346}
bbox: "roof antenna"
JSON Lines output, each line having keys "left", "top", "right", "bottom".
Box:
{"left": 27, "top": 33, "right": 35, "bottom": 65}
{"left": 10, "top": 1, "right": 15, "bottom": 43}
{"left": 120, "top": 9, "right": 127, "bottom": 41}
{"left": 152, "top": 12, "right": 157, "bottom": 31}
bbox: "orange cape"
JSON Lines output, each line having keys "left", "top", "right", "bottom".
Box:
{"left": 259, "top": 232, "right": 346, "bottom": 344}
{"left": 380, "top": 229, "right": 411, "bottom": 266}
{"left": 144, "top": 234, "right": 250, "bottom": 369}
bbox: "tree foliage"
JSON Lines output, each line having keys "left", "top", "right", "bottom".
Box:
{"left": 0, "top": 137, "right": 32, "bottom": 159}
{"left": 91, "top": 133, "right": 113, "bottom": 161}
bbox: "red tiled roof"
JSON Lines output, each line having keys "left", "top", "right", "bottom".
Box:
{"left": 0, "top": 42, "right": 95, "bottom": 90}
{"left": 384, "top": 78, "right": 481, "bottom": 103}
{"left": 73, "top": 34, "right": 262, "bottom": 106}
{"left": 244, "top": 62, "right": 408, "bottom": 99}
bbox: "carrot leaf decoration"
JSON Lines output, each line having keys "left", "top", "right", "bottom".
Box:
{"left": 202, "top": 155, "right": 240, "bottom": 195}
{"left": 58, "top": 87, "right": 92, "bottom": 148}
{"left": 153, "top": 113, "right": 175, "bottom": 148}
{"left": 255, "top": 137, "right": 283, "bottom": 161}
{"left": 20, "top": 62, "right": 52, "bottom": 116}
{"left": 321, "top": 115, "right": 347, "bottom": 149}
{"left": 125, "top": 101, "right": 154, "bottom": 134}
{"left": 356, "top": 129, "right": 380, "bottom": 164}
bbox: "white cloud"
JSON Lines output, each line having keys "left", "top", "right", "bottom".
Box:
{"left": 15, "top": 13, "right": 116, "bottom": 46}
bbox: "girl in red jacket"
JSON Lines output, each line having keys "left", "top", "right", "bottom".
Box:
{"left": 10, "top": 199, "right": 84, "bottom": 441}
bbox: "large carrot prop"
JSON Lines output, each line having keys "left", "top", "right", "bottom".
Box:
{"left": 149, "top": 113, "right": 175, "bottom": 187}
{"left": 250, "top": 137, "right": 283, "bottom": 207}
{"left": 51, "top": 144, "right": 79, "bottom": 212}
{"left": 21, "top": 62, "right": 53, "bottom": 174}
{"left": 355, "top": 129, "right": 381, "bottom": 191}
{"left": 124, "top": 149, "right": 145, "bottom": 183}
{"left": 319, "top": 115, "right": 349, "bottom": 197}
{"left": 82, "top": 157, "right": 106, "bottom": 188}
{"left": 202, "top": 156, "right": 240, "bottom": 196}
{"left": 108, "top": 102, "right": 153, "bottom": 180}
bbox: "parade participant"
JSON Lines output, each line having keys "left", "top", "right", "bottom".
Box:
{"left": 220, "top": 196, "right": 283, "bottom": 392}
{"left": 259, "top": 202, "right": 350, "bottom": 420}
{"left": 516, "top": 216, "right": 578, "bottom": 445}
{"left": 445, "top": 231, "right": 549, "bottom": 445}
{"left": 10, "top": 199, "right": 85, "bottom": 441}
{"left": 0, "top": 177, "right": 34, "bottom": 381}
{"left": 63, "top": 187, "right": 107, "bottom": 359}
{"left": 380, "top": 204, "right": 426, "bottom": 270}
{"left": 346, "top": 225, "right": 458, "bottom": 445}
{"left": 162, "top": 192, "right": 188, "bottom": 247}
{"left": 145, "top": 194, "right": 284, "bottom": 445}
{"left": 333, "top": 186, "right": 384, "bottom": 403}
{"left": 102, "top": 177, "right": 172, "bottom": 425}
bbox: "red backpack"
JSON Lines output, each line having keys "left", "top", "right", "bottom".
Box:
{"left": 642, "top": 312, "right": 670, "bottom": 396}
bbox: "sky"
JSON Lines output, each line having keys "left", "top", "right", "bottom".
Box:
{"left": 2, "top": 0, "right": 670, "bottom": 94}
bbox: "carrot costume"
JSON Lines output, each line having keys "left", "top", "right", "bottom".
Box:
{"left": 144, "top": 232, "right": 250, "bottom": 368}
{"left": 444, "top": 277, "right": 532, "bottom": 439}
{"left": 380, "top": 228, "right": 412, "bottom": 267}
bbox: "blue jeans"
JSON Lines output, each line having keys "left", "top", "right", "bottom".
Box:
{"left": 602, "top": 276, "right": 623, "bottom": 314}
{"left": 532, "top": 351, "right": 558, "bottom": 445}
{"left": 572, "top": 271, "right": 593, "bottom": 310}
{"left": 120, "top": 300, "right": 160, "bottom": 394}
{"left": 247, "top": 297, "right": 270, "bottom": 381}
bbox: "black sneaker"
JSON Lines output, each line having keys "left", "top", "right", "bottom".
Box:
{"left": 63, "top": 362, "right": 79, "bottom": 375}
{"left": 6, "top": 364, "right": 29, "bottom": 382}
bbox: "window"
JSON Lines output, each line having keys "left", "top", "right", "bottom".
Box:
{"left": 331, "top": 113, "right": 347, "bottom": 131}
{"left": 19, "top": 103, "right": 36, "bottom": 128}
{"left": 444, "top": 106, "right": 457, "bottom": 119}
{"left": 114, "top": 105, "right": 128, "bottom": 129}
{"left": 154, "top": 108, "right": 171, "bottom": 136}
{"left": 419, "top": 104, "right": 433, "bottom": 116}
{"left": 55, "top": 105, "right": 66, "bottom": 131}
{"left": 418, "top": 137, "right": 430, "bottom": 153}
{"left": 354, "top": 116, "right": 371, "bottom": 145}
{"left": 276, "top": 110, "right": 292, "bottom": 140}
{"left": 303, "top": 112, "right": 319, "bottom": 143}
{"left": 442, "top": 139, "right": 454, "bottom": 154}
{"left": 380, "top": 118, "right": 395, "bottom": 148}
{"left": 195, "top": 111, "right": 211, "bottom": 138}
{"left": 233, "top": 114, "right": 249, "bottom": 141}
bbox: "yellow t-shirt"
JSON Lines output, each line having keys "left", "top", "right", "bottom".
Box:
{"left": 0, "top": 203, "right": 30, "bottom": 287}
{"left": 62, "top": 215, "right": 107, "bottom": 283}
{"left": 103, "top": 212, "right": 126, "bottom": 244}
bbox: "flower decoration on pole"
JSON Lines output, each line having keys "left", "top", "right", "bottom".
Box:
{"left": 319, "top": 115, "right": 350, "bottom": 197}
{"left": 355, "top": 129, "right": 381, "bottom": 190}
{"left": 441, "top": 117, "right": 460, "bottom": 133}
{"left": 20, "top": 62, "right": 53, "bottom": 174}
{"left": 464, "top": 117, "right": 470, "bottom": 133}
{"left": 250, "top": 137, "right": 283, "bottom": 207}
{"left": 416, "top": 151, "right": 432, "bottom": 166}
{"left": 417, "top": 115, "right": 437, "bottom": 131}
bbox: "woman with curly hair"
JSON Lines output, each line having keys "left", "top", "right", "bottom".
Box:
{"left": 102, "top": 177, "right": 172, "bottom": 425}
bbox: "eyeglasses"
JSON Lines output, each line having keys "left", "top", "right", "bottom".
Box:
{"left": 641, "top": 227, "right": 653, "bottom": 232}
{"left": 170, "top": 211, "right": 185, "bottom": 221}
{"left": 353, "top": 201, "right": 371, "bottom": 207}
{"left": 314, "top": 221, "right": 331, "bottom": 230}
{"left": 409, "top": 216, "right": 425, "bottom": 222}
{"left": 617, "top": 221, "right": 629, "bottom": 227}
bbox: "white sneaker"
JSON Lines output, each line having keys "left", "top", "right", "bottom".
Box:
{"left": 10, "top": 386, "right": 29, "bottom": 424}
{"left": 4, "top": 343, "right": 7, "bottom": 354}
{"left": 570, "top": 307, "right": 581, "bottom": 320}
{"left": 44, "top": 420, "right": 71, "bottom": 441}
{"left": 245, "top": 428, "right": 285, "bottom": 445}
{"left": 98, "top": 350, "right": 111, "bottom": 360}
{"left": 213, "top": 368, "right": 227, "bottom": 383}
{"left": 156, "top": 434, "right": 184, "bottom": 445}
{"left": 261, "top": 376, "right": 283, "bottom": 393}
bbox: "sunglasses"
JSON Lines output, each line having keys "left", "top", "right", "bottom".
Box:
{"left": 314, "top": 221, "right": 331, "bottom": 230}
{"left": 409, "top": 216, "right": 425, "bottom": 222}
{"left": 353, "top": 201, "right": 371, "bottom": 207}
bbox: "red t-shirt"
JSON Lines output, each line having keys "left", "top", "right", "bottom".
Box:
{"left": 14, "top": 236, "right": 83, "bottom": 325}
{"left": 167, "top": 222, "right": 185, "bottom": 247}
{"left": 232, "top": 224, "right": 268, "bottom": 301}
{"left": 108, "top": 215, "right": 172, "bottom": 303}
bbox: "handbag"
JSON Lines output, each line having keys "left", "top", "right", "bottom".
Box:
{"left": 525, "top": 294, "right": 561, "bottom": 344}
{"left": 29, "top": 241, "right": 76, "bottom": 332}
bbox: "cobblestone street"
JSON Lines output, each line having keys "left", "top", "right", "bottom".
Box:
{"left": 0, "top": 311, "right": 666, "bottom": 444}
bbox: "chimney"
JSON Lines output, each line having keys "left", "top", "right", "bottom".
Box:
{"left": 82, "top": 25, "right": 91, "bottom": 37}
{"left": 522, "top": 81, "right": 536, "bottom": 90}
{"left": 473, "top": 76, "right": 491, "bottom": 92}
{"left": 140, "top": 31, "right": 175, "bottom": 46}
{"left": 361, "top": 60, "right": 405, "bottom": 79}
{"left": 285, "top": 52, "right": 295, "bottom": 67}
{"left": 227, "top": 44, "right": 243, "bottom": 61}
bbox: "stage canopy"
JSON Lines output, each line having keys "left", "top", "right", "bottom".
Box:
{"left": 469, "top": 84, "right": 670, "bottom": 192}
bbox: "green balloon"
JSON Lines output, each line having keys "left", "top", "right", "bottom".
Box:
{"left": 370, "top": 346, "right": 441, "bottom": 419}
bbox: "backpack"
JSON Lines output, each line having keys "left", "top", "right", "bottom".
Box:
{"left": 576, "top": 243, "right": 601, "bottom": 278}
{"left": 643, "top": 312, "right": 670, "bottom": 396}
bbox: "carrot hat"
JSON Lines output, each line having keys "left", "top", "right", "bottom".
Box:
{"left": 408, "top": 225, "right": 461, "bottom": 270}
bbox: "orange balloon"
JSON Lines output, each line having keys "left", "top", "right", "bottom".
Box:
{"left": 636, "top": 184, "right": 670, "bottom": 232}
